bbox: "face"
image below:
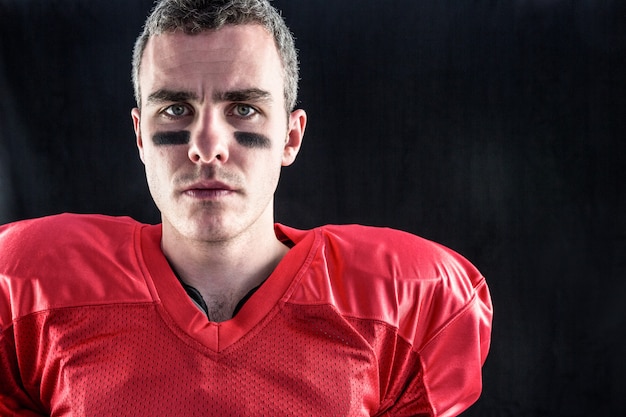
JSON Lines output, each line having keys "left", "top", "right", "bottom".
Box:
{"left": 132, "top": 25, "right": 306, "bottom": 245}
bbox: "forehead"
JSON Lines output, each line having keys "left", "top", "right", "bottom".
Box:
{"left": 139, "top": 25, "right": 284, "bottom": 102}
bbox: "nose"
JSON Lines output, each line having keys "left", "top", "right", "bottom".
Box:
{"left": 187, "top": 112, "right": 230, "bottom": 164}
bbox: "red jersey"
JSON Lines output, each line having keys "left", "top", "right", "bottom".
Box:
{"left": 0, "top": 214, "right": 492, "bottom": 416}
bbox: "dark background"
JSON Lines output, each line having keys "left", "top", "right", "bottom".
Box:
{"left": 1, "top": 1, "right": 625, "bottom": 415}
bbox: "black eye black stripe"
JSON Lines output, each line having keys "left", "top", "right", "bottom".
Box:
{"left": 152, "top": 131, "right": 190, "bottom": 145}
{"left": 152, "top": 131, "right": 271, "bottom": 149}
{"left": 234, "top": 132, "right": 271, "bottom": 149}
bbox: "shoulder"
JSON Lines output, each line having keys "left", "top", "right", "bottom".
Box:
{"left": 1, "top": 213, "right": 147, "bottom": 274}
{"left": 1, "top": 213, "right": 147, "bottom": 265}
{"left": 282, "top": 223, "right": 482, "bottom": 287}
{"left": 0, "top": 213, "right": 141, "bottom": 247}
{"left": 316, "top": 224, "right": 481, "bottom": 285}
{"left": 0, "top": 214, "right": 153, "bottom": 324}
{"left": 287, "top": 224, "right": 490, "bottom": 347}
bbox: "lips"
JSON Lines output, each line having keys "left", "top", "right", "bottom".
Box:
{"left": 182, "top": 180, "right": 235, "bottom": 199}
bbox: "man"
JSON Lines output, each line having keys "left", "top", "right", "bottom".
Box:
{"left": 0, "top": 0, "right": 492, "bottom": 415}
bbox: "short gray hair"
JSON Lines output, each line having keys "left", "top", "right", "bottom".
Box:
{"left": 132, "top": 0, "right": 299, "bottom": 111}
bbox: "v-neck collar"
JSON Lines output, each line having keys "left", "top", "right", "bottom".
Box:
{"left": 137, "top": 223, "right": 319, "bottom": 353}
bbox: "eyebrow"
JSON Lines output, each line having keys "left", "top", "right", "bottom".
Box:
{"left": 215, "top": 88, "right": 273, "bottom": 104}
{"left": 145, "top": 88, "right": 273, "bottom": 106}
{"left": 146, "top": 89, "right": 198, "bottom": 105}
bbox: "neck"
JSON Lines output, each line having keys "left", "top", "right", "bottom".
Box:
{"left": 161, "top": 220, "right": 288, "bottom": 322}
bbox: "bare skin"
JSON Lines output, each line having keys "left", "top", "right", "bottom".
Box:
{"left": 131, "top": 25, "right": 307, "bottom": 321}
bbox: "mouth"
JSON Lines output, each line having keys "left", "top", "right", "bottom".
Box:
{"left": 182, "top": 180, "right": 236, "bottom": 199}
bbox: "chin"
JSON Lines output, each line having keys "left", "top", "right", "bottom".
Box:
{"left": 187, "top": 218, "right": 243, "bottom": 243}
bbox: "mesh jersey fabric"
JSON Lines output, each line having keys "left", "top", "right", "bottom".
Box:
{"left": 0, "top": 214, "right": 492, "bottom": 417}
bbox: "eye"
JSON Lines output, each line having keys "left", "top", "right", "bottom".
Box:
{"left": 232, "top": 104, "right": 257, "bottom": 118}
{"left": 163, "top": 104, "right": 191, "bottom": 118}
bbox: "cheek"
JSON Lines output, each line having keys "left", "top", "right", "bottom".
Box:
{"left": 143, "top": 154, "right": 164, "bottom": 195}
{"left": 265, "top": 153, "right": 285, "bottom": 187}
{"left": 142, "top": 148, "right": 178, "bottom": 191}
{"left": 142, "top": 148, "right": 162, "bottom": 177}
{"left": 243, "top": 150, "right": 282, "bottom": 186}
{"left": 144, "top": 145, "right": 185, "bottom": 169}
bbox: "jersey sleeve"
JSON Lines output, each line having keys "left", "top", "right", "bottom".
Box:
{"left": 315, "top": 225, "right": 493, "bottom": 417}
{"left": 0, "top": 214, "right": 146, "bottom": 416}
{"left": 380, "top": 278, "right": 492, "bottom": 417}
{"left": 0, "top": 221, "right": 47, "bottom": 415}
{"left": 0, "top": 329, "right": 47, "bottom": 416}
{"left": 303, "top": 224, "right": 493, "bottom": 416}
{"left": 381, "top": 245, "right": 493, "bottom": 417}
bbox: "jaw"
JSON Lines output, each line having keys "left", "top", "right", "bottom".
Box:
{"left": 160, "top": 191, "right": 277, "bottom": 250}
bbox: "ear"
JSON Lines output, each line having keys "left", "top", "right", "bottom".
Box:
{"left": 131, "top": 108, "right": 146, "bottom": 164}
{"left": 282, "top": 109, "right": 307, "bottom": 166}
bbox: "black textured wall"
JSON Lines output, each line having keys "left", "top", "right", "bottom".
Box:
{"left": 1, "top": 1, "right": 625, "bottom": 415}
